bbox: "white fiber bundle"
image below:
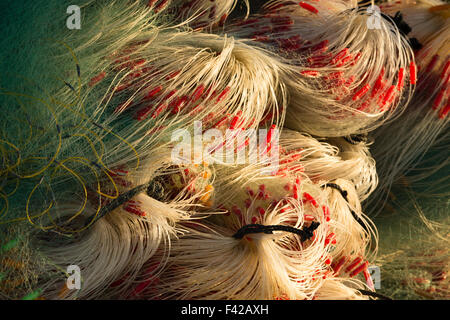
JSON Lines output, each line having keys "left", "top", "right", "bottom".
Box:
{"left": 280, "top": 131, "right": 378, "bottom": 200}
{"left": 224, "top": 0, "right": 415, "bottom": 137}
{"left": 96, "top": 30, "right": 286, "bottom": 158}
{"left": 369, "top": 0, "right": 449, "bottom": 212}
{"left": 24, "top": 151, "right": 207, "bottom": 299}
{"left": 131, "top": 132, "right": 378, "bottom": 300}
{"left": 145, "top": 178, "right": 334, "bottom": 300}
{"left": 153, "top": 0, "right": 245, "bottom": 30}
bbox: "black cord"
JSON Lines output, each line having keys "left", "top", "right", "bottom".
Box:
{"left": 381, "top": 11, "right": 423, "bottom": 51}
{"left": 36, "top": 179, "right": 165, "bottom": 239}
{"left": 233, "top": 221, "right": 320, "bottom": 242}
{"left": 96, "top": 179, "right": 164, "bottom": 220}
{"left": 343, "top": 134, "right": 367, "bottom": 145}
{"left": 358, "top": 289, "right": 393, "bottom": 300}
{"left": 56, "top": 180, "right": 164, "bottom": 230}
{"left": 391, "top": 11, "right": 411, "bottom": 35}
{"left": 323, "top": 183, "right": 368, "bottom": 232}
{"left": 408, "top": 38, "right": 423, "bottom": 51}
{"left": 324, "top": 183, "right": 349, "bottom": 201}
